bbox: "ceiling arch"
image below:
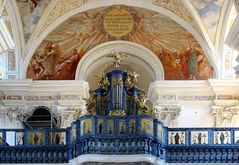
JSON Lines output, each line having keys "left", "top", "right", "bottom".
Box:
{"left": 22, "top": 5, "right": 217, "bottom": 79}
{"left": 75, "top": 41, "right": 164, "bottom": 90}
{"left": 21, "top": 0, "right": 217, "bottom": 80}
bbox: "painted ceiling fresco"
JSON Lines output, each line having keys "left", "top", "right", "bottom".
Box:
{"left": 190, "top": 0, "right": 224, "bottom": 43}
{"left": 17, "top": 0, "right": 51, "bottom": 42}
{"left": 27, "top": 5, "right": 213, "bottom": 80}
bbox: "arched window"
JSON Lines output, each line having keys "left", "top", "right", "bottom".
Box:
{"left": 24, "top": 107, "right": 58, "bottom": 129}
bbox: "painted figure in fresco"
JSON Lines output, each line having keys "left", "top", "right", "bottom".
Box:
{"left": 29, "top": 0, "right": 39, "bottom": 11}
{"left": 198, "top": 133, "right": 202, "bottom": 144}
{"left": 220, "top": 132, "right": 225, "bottom": 144}
{"left": 0, "top": 134, "right": 2, "bottom": 145}
{"left": 56, "top": 48, "right": 81, "bottom": 79}
{"left": 32, "top": 54, "right": 44, "bottom": 79}
{"left": 174, "top": 133, "right": 180, "bottom": 144}
{"left": 99, "top": 122, "right": 103, "bottom": 133}
{"left": 188, "top": 45, "right": 198, "bottom": 80}
{"left": 41, "top": 42, "right": 57, "bottom": 78}
{"left": 198, "top": 56, "right": 213, "bottom": 79}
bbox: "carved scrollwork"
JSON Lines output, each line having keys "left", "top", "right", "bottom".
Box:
{"left": 109, "top": 110, "right": 126, "bottom": 116}
{"left": 211, "top": 104, "right": 239, "bottom": 127}
{"left": 112, "top": 77, "right": 123, "bottom": 86}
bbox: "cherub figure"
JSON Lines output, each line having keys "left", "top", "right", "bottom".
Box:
{"left": 107, "top": 51, "right": 128, "bottom": 67}
{"left": 126, "top": 71, "right": 139, "bottom": 88}
{"left": 136, "top": 91, "right": 150, "bottom": 114}
{"left": 96, "top": 72, "right": 109, "bottom": 89}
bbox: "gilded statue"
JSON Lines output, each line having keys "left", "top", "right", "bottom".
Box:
{"left": 107, "top": 51, "right": 128, "bottom": 67}
{"left": 84, "top": 90, "right": 96, "bottom": 114}
{"left": 136, "top": 91, "right": 150, "bottom": 114}
{"left": 126, "top": 71, "right": 139, "bottom": 88}
{"left": 96, "top": 72, "right": 109, "bottom": 89}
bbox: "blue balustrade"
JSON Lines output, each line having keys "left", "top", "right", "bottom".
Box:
{"left": 1, "top": 68, "right": 239, "bottom": 163}
{"left": 1, "top": 116, "right": 239, "bottom": 163}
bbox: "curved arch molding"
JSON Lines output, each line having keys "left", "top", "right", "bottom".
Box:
{"left": 22, "top": 3, "right": 217, "bottom": 80}
{"left": 75, "top": 41, "right": 164, "bottom": 81}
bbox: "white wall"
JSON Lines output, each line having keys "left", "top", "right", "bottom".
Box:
{"left": 176, "top": 103, "right": 214, "bottom": 127}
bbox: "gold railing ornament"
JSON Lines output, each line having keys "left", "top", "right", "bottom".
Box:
{"left": 107, "top": 51, "right": 128, "bottom": 67}
{"left": 149, "top": 107, "right": 157, "bottom": 117}
{"left": 83, "top": 90, "right": 96, "bottom": 115}
{"left": 109, "top": 110, "right": 126, "bottom": 116}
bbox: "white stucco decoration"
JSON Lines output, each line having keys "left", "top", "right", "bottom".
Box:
{"left": 75, "top": 41, "right": 164, "bottom": 81}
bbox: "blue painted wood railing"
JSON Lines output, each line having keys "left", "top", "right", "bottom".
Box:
{"left": 1, "top": 115, "right": 239, "bottom": 163}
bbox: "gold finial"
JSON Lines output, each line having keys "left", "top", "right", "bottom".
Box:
{"left": 107, "top": 51, "right": 128, "bottom": 67}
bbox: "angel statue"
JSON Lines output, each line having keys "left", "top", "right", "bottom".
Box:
{"left": 126, "top": 71, "right": 139, "bottom": 88}
{"left": 96, "top": 72, "right": 110, "bottom": 89}
{"left": 107, "top": 51, "right": 128, "bottom": 67}
{"left": 136, "top": 91, "right": 150, "bottom": 114}
{"left": 83, "top": 90, "right": 96, "bottom": 114}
